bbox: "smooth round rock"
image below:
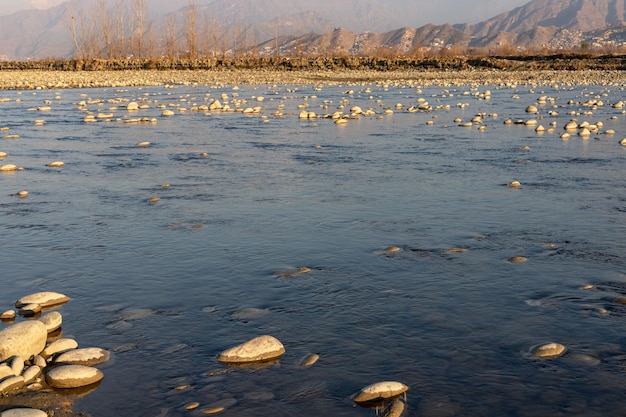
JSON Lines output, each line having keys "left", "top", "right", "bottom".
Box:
{"left": 48, "top": 161, "right": 64, "bottom": 167}
{"left": 0, "top": 364, "right": 14, "bottom": 380}
{"left": 39, "top": 311, "right": 62, "bottom": 333}
{"left": 45, "top": 365, "right": 103, "bottom": 388}
{"left": 217, "top": 335, "right": 285, "bottom": 363}
{"left": 0, "top": 164, "right": 18, "bottom": 172}
{"left": 21, "top": 366, "right": 42, "bottom": 384}
{"left": 0, "top": 375, "right": 24, "bottom": 394}
{"left": 18, "top": 304, "right": 41, "bottom": 317}
{"left": 508, "top": 256, "right": 528, "bottom": 263}
{"left": 126, "top": 102, "right": 139, "bottom": 111}
{"left": 507, "top": 181, "right": 521, "bottom": 188}
{"left": 0, "top": 408, "right": 48, "bottom": 417}
{"left": 352, "top": 381, "right": 409, "bottom": 403}
{"left": 161, "top": 110, "right": 175, "bottom": 116}
{"left": 41, "top": 338, "right": 78, "bottom": 359}
{"left": 136, "top": 141, "right": 151, "bottom": 147}
{"left": 53, "top": 347, "right": 110, "bottom": 366}
{"left": 0, "top": 310, "right": 16, "bottom": 320}
{"left": 15, "top": 292, "right": 69, "bottom": 308}
{"left": 531, "top": 343, "right": 566, "bottom": 358}
{"left": 0, "top": 321, "right": 47, "bottom": 362}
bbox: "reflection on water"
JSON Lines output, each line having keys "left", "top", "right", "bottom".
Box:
{"left": 1, "top": 82, "right": 625, "bottom": 416}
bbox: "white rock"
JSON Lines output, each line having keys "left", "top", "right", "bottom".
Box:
{"left": 0, "top": 164, "right": 18, "bottom": 172}
{"left": 352, "top": 381, "right": 409, "bottom": 403}
{"left": 217, "top": 335, "right": 285, "bottom": 363}
{"left": 32, "top": 355, "right": 46, "bottom": 368}
{"left": 15, "top": 292, "right": 69, "bottom": 308}
{"left": 39, "top": 311, "right": 62, "bottom": 333}
{"left": 0, "top": 321, "right": 47, "bottom": 362}
{"left": 41, "top": 338, "right": 78, "bottom": 359}
{"left": 136, "top": 141, "right": 151, "bottom": 147}
{"left": 525, "top": 105, "right": 538, "bottom": 113}
{"left": 161, "top": 110, "right": 175, "bottom": 116}
{"left": 0, "top": 408, "right": 48, "bottom": 417}
{"left": 47, "top": 161, "right": 64, "bottom": 167}
{"left": 54, "top": 347, "right": 110, "bottom": 366}
{"left": 126, "top": 102, "right": 139, "bottom": 111}
{"left": 46, "top": 365, "right": 103, "bottom": 388}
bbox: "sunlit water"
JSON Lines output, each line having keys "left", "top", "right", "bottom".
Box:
{"left": 1, "top": 81, "right": 625, "bottom": 417}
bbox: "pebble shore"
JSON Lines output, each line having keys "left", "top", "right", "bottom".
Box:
{"left": 0, "top": 69, "right": 625, "bottom": 90}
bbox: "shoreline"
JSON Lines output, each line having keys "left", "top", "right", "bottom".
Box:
{"left": 0, "top": 68, "right": 625, "bottom": 90}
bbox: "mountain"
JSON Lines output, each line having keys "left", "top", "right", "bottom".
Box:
{"left": 0, "top": 0, "right": 625, "bottom": 60}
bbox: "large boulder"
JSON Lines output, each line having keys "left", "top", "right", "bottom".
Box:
{"left": 217, "top": 335, "right": 285, "bottom": 364}
{"left": 0, "top": 321, "right": 47, "bottom": 362}
{"left": 15, "top": 292, "right": 70, "bottom": 308}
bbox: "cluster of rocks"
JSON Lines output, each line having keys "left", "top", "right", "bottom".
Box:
{"left": 0, "top": 292, "right": 109, "bottom": 416}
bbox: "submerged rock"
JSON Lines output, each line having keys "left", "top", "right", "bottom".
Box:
{"left": 217, "top": 335, "right": 285, "bottom": 364}
{"left": 352, "top": 381, "right": 409, "bottom": 404}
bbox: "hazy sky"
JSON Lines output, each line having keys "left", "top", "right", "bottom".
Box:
{"left": 0, "top": 0, "right": 532, "bottom": 24}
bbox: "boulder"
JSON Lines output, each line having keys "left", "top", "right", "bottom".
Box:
{"left": 39, "top": 311, "right": 62, "bottom": 333}
{"left": 0, "top": 375, "right": 24, "bottom": 394}
{"left": 352, "top": 381, "right": 409, "bottom": 404}
{"left": 21, "top": 366, "right": 42, "bottom": 384}
{"left": 15, "top": 292, "right": 69, "bottom": 308}
{"left": 45, "top": 365, "right": 103, "bottom": 388}
{"left": 53, "top": 347, "right": 110, "bottom": 366}
{"left": 0, "top": 321, "right": 47, "bottom": 362}
{"left": 217, "top": 335, "right": 285, "bottom": 364}
{"left": 0, "top": 408, "right": 48, "bottom": 417}
{"left": 530, "top": 342, "right": 566, "bottom": 358}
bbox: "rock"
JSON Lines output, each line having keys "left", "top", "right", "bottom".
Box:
{"left": 382, "top": 398, "right": 406, "bottom": 417}
{"left": 41, "top": 338, "right": 79, "bottom": 360}
{"left": 161, "top": 110, "right": 175, "bottom": 116}
{"left": 17, "top": 191, "right": 28, "bottom": 198}
{"left": 620, "top": 138, "right": 626, "bottom": 146}
{"left": 136, "top": 141, "right": 151, "bottom": 147}
{"left": 39, "top": 311, "right": 62, "bottom": 333}
{"left": 0, "top": 321, "right": 47, "bottom": 362}
{"left": 126, "top": 102, "right": 139, "bottom": 111}
{"left": 530, "top": 342, "right": 566, "bottom": 358}
{"left": 0, "top": 364, "right": 14, "bottom": 380}
{"left": 0, "top": 408, "right": 48, "bottom": 417}
{"left": 217, "top": 335, "right": 285, "bottom": 364}
{"left": 507, "top": 181, "right": 521, "bottom": 188}
{"left": 508, "top": 256, "right": 527, "bottom": 263}
{"left": 564, "top": 120, "right": 578, "bottom": 130}
{"left": 18, "top": 304, "right": 41, "bottom": 317}
{"left": 32, "top": 355, "right": 46, "bottom": 368}
{"left": 352, "top": 381, "right": 409, "bottom": 404}
{"left": 8, "top": 356, "right": 24, "bottom": 376}
{"left": 0, "top": 164, "right": 18, "bottom": 172}
{"left": 21, "top": 366, "right": 41, "bottom": 384}
{"left": 0, "top": 310, "right": 15, "bottom": 320}
{"left": 15, "top": 292, "right": 70, "bottom": 308}
{"left": 299, "top": 353, "right": 319, "bottom": 367}
{"left": 47, "top": 161, "right": 64, "bottom": 167}
{"left": 0, "top": 376, "right": 24, "bottom": 394}
{"left": 53, "top": 347, "right": 110, "bottom": 366}
{"left": 525, "top": 105, "right": 538, "bottom": 113}
{"left": 45, "top": 365, "right": 103, "bottom": 388}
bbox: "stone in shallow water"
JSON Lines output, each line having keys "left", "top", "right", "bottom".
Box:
{"left": 47, "top": 161, "right": 64, "bottom": 167}
{"left": 217, "top": 335, "right": 285, "bottom": 363}
{"left": 45, "top": 364, "right": 103, "bottom": 388}
{"left": 15, "top": 292, "right": 70, "bottom": 308}
{"left": 299, "top": 353, "right": 319, "bottom": 367}
{"left": 530, "top": 342, "right": 566, "bottom": 358}
{"left": 18, "top": 303, "right": 41, "bottom": 317}
{"left": 41, "top": 338, "right": 78, "bottom": 359}
{"left": 0, "top": 321, "right": 47, "bottom": 362}
{"left": 53, "top": 347, "right": 110, "bottom": 366}
{"left": 0, "top": 408, "right": 48, "bottom": 417}
{"left": 352, "top": 381, "right": 409, "bottom": 404}
{"left": 508, "top": 256, "right": 527, "bottom": 263}
{"left": 0, "top": 310, "right": 16, "bottom": 320}
{"left": 39, "top": 311, "right": 62, "bottom": 333}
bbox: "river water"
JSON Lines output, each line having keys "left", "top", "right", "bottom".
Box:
{"left": 1, "top": 81, "right": 625, "bottom": 417}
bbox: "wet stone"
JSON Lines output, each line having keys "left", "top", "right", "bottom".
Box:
{"left": 45, "top": 364, "right": 104, "bottom": 388}
{"left": 41, "top": 338, "right": 78, "bottom": 359}
{"left": 530, "top": 342, "right": 566, "bottom": 358}
{"left": 39, "top": 311, "right": 62, "bottom": 333}
{"left": 15, "top": 292, "right": 69, "bottom": 308}
{"left": 352, "top": 381, "right": 409, "bottom": 404}
{"left": 0, "top": 321, "right": 47, "bottom": 362}
{"left": 53, "top": 347, "right": 110, "bottom": 367}
{"left": 217, "top": 335, "right": 285, "bottom": 364}
{"left": 0, "top": 408, "right": 48, "bottom": 417}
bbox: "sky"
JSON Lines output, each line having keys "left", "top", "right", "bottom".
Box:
{"left": 0, "top": 0, "right": 532, "bottom": 24}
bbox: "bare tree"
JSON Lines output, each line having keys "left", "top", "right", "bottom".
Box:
{"left": 183, "top": 0, "right": 198, "bottom": 59}
{"left": 132, "top": 0, "right": 148, "bottom": 58}
{"left": 163, "top": 14, "right": 177, "bottom": 58}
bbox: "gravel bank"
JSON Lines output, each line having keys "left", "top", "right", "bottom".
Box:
{"left": 0, "top": 68, "right": 625, "bottom": 90}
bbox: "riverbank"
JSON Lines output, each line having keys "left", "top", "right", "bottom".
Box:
{"left": 0, "top": 55, "right": 625, "bottom": 89}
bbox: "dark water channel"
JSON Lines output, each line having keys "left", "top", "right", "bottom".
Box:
{"left": 1, "top": 81, "right": 625, "bottom": 417}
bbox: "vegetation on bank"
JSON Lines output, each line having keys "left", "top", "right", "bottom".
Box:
{"left": 1, "top": 54, "right": 625, "bottom": 72}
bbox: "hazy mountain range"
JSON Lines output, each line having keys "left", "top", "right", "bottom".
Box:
{"left": 1, "top": 0, "right": 626, "bottom": 60}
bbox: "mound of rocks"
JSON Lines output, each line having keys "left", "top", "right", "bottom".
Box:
{"left": 0, "top": 291, "right": 109, "bottom": 400}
